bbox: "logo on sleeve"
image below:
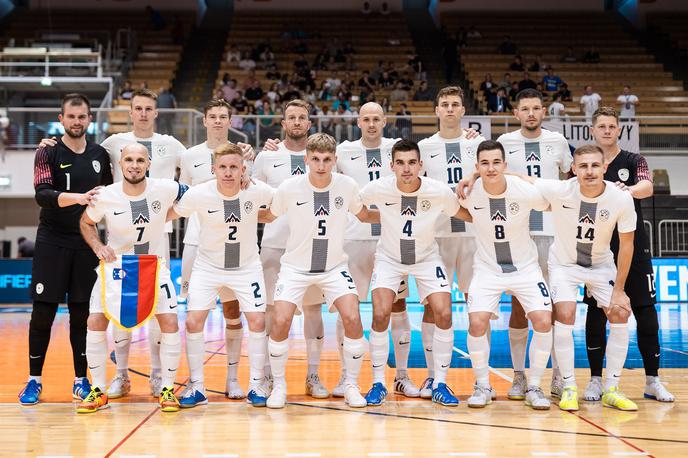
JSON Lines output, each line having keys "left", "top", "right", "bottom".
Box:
{"left": 618, "top": 168, "right": 630, "bottom": 182}
{"left": 92, "top": 161, "right": 101, "bottom": 173}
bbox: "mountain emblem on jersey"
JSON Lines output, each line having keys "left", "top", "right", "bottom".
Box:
{"left": 526, "top": 151, "right": 541, "bottom": 162}
{"left": 132, "top": 213, "right": 150, "bottom": 224}
{"left": 578, "top": 213, "right": 595, "bottom": 224}
{"left": 225, "top": 212, "right": 241, "bottom": 223}
{"left": 315, "top": 205, "right": 329, "bottom": 216}
{"left": 599, "top": 209, "right": 610, "bottom": 221}
{"left": 447, "top": 153, "right": 461, "bottom": 164}
{"left": 491, "top": 210, "right": 507, "bottom": 221}
{"left": 400, "top": 205, "right": 417, "bottom": 216}
{"left": 291, "top": 165, "right": 306, "bottom": 175}
{"left": 244, "top": 201, "right": 253, "bottom": 213}
{"left": 334, "top": 196, "right": 344, "bottom": 209}
{"left": 367, "top": 157, "right": 382, "bottom": 168}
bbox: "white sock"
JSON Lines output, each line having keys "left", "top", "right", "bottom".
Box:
{"left": 391, "top": 311, "right": 411, "bottom": 378}
{"left": 303, "top": 305, "right": 324, "bottom": 377}
{"left": 343, "top": 336, "right": 367, "bottom": 386}
{"left": 185, "top": 331, "right": 205, "bottom": 388}
{"left": 248, "top": 330, "right": 267, "bottom": 389}
{"left": 369, "top": 329, "right": 389, "bottom": 384}
{"left": 112, "top": 326, "right": 131, "bottom": 372}
{"left": 225, "top": 327, "right": 243, "bottom": 381}
{"left": 554, "top": 321, "right": 575, "bottom": 387}
{"left": 28, "top": 376, "right": 42, "bottom": 383}
{"left": 179, "top": 244, "right": 197, "bottom": 300}
{"left": 467, "top": 333, "right": 490, "bottom": 387}
{"left": 336, "top": 314, "right": 346, "bottom": 378}
{"left": 551, "top": 340, "right": 561, "bottom": 378}
{"left": 159, "top": 331, "right": 181, "bottom": 389}
{"left": 421, "top": 321, "right": 435, "bottom": 378}
{"left": 148, "top": 318, "right": 162, "bottom": 374}
{"left": 432, "top": 326, "right": 454, "bottom": 388}
{"left": 264, "top": 306, "right": 273, "bottom": 378}
{"left": 86, "top": 330, "right": 108, "bottom": 389}
{"left": 528, "top": 329, "right": 552, "bottom": 388}
{"left": 508, "top": 327, "right": 529, "bottom": 372}
{"left": 268, "top": 337, "right": 289, "bottom": 386}
{"left": 604, "top": 323, "right": 630, "bottom": 391}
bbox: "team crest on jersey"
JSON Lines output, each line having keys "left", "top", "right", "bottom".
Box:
{"left": 92, "top": 160, "right": 101, "bottom": 173}
{"left": 315, "top": 205, "right": 329, "bottom": 216}
{"left": 334, "top": 196, "right": 344, "bottom": 209}
{"left": 400, "top": 205, "right": 416, "bottom": 216}
{"left": 112, "top": 268, "right": 127, "bottom": 280}
{"left": 225, "top": 212, "right": 241, "bottom": 223}
{"left": 526, "top": 151, "right": 541, "bottom": 162}
{"left": 155, "top": 145, "right": 167, "bottom": 157}
{"left": 151, "top": 200, "right": 161, "bottom": 213}
{"left": 509, "top": 202, "right": 520, "bottom": 214}
{"left": 578, "top": 213, "right": 595, "bottom": 224}
{"left": 420, "top": 200, "right": 431, "bottom": 211}
{"left": 275, "top": 283, "right": 284, "bottom": 296}
{"left": 599, "top": 209, "right": 610, "bottom": 222}
{"left": 491, "top": 210, "right": 506, "bottom": 221}
{"left": 618, "top": 168, "right": 630, "bottom": 182}
{"left": 545, "top": 145, "right": 555, "bottom": 156}
{"left": 244, "top": 201, "right": 253, "bottom": 213}
{"left": 368, "top": 157, "right": 382, "bottom": 168}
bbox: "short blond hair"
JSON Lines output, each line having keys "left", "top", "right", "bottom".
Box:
{"left": 306, "top": 133, "right": 336, "bottom": 154}
{"left": 283, "top": 99, "right": 311, "bottom": 114}
{"left": 573, "top": 144, "right": 604, "bottom": 160}
{"left": 213, "top": 143, "right": 244, "bottom": 162}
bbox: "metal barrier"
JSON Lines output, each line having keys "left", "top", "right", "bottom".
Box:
{"left": 644, "top": 220, "right": 654, "bottom": 257}
{"left": 658, "top": 219, "right": 688, "bottom": 257}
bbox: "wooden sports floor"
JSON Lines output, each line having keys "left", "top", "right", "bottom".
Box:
{"left": 1, "top": 305, "right": 686, "bottom": 458}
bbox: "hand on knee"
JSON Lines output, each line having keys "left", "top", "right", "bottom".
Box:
{"left": 607, "top": 306, "right": 630, "bottom": 324}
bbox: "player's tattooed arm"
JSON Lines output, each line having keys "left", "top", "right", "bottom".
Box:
{"left": 258, "top": 208, "right": 277, "bottom": 223}
{"left": 355, "top": 206, "right": 380, "bottom": 224}
{"left": 79, "top": 212, "right": 116, "bottom": 262}
{"left": 453, "top": 206, "right": 473, "bottom": 223}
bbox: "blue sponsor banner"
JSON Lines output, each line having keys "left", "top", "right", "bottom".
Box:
{"left": 2, "top": 258, "right": 688, "bottom": 304}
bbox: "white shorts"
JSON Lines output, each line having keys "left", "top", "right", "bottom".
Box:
{"left": 371, "top": 254, "right": 451, "bottom": 304}
{"left": 274, "top": 263, "right": 358, "bottom": 313}
{"left": 533, "top": 235, "right": 553, "bottom": 283}
{"left": 467, "top": 265, "right": 552, "bottom": 319}
{"left": 437, "top": 236, "right": 477, "bottom": 293}
{"left": 549, "top": 261, "right": 616, "bottom": 307}
{"left": 183, "top": 213, "right": 201, "bottom": 246}
{"left": 261, "top": 246, "right": 323, "bottom": 306}
{"left": 188, "top": 260, "right": 267, "bottom": 313}
{"left": 89, "top": 266, "right": 178, "bottom": 315}
{"left": 344, "top": 239, "right": 409, "bottom": 300}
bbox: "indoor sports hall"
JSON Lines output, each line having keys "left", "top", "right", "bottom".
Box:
{"left": 0, "top": 1, "right": 687, "bottom": 457}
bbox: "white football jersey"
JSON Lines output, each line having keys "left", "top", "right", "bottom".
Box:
{"left": 534, "top": 178, "right": 636, "bottom": 267}
{"left": 337, "top": 137, "right": 397, "bottom": 241}
{"left": 461, "top": 175, "right": 549, "bottom": 274}
{"left": 179, "top": 142, "right": 215, "bottom": 186}
{"left": 361, "top": 175, "right": 460, "bottom": 265}
{"left": 270, "top": 173, "right": 363, "bottom": 273}
{"left": 174, "top": 180, "right": 274, "bottom": 270}
{"left": 418, "top": 132, "right": 485, "bottom": 237}
{"left": 497, "top": 129, "right": 572, "bottom": 236}
{"left": 86, "top": 178, "right": 183, "bottom": 259}
{"left": 252, "top": 143, "right": 308, "bottom": 249}
{"left": 101, "top": 132, "right": 186, "bottom": 182}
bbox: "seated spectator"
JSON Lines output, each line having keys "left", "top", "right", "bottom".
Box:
{"left": 498, "top": 35, "right": 518, "bottom": 54}
{"left": 242, "top": 105, "right": 257, "bottom": 141}
{"left": 230, "top": 106, "right": 244, "bottom": 130}
{"left": 386, "top": 61, "right": 400, "bottom": 80}
{"left": 398, "top": 71, "right": 414, "bottom": 90}
{"left": 408, "top": 54, "right": 423, "bottom": 78}
{"left": 389, "top": 81, "right": 409, "bottom": 102}
{"left": 318, "top": 104, "right": 334, "bottom": 135}
{"left": 480, "top": 73, "right": 495, "bottom": 100}
{"left": 245, "top": 80, "right": 264, "bottom": 101}
{"left": 413, "top": 80, "right": 433, "bottom": 101}
{"left": 119, "top": 80, "right": 134, "bottom": 100}
{"left": 326, "top": 71, "right": 342, "bottom": 91}
{"left": 259, "top": 47, "right": 275, "bottom": 67}
{"left": 370, "top": 60, "right": 385, "bottom": 81}
{"left": 509, "top": 82, "right": 520, "bottom": 102}
{"left": 561, "top": 47, "right": 577, "bottom": 63}
{"left": 617, "top": 85, "right": 639, "bottom": 119}
{"left": 498, "top": 72, "right": 512, "bottom": 90}
{"left": 536, "top": 83, "right": 549, "bottom": 101}
{"left": 583, "top": 46, "right": 600, "bottom": 63}
{"left": 487, "top": 87, "right": 512, "bottom": 114}
{"left": 395, "top": 103, "right": 413, "bottom": 139}
{"left": 318, "top": 81, "right": 333, "bottom": 101}
{"left": 509, "top": 55, "right": 525, "bottom": 72}
{"left": 361, "top": 1, "right": 372, "bottom": 15}
{"left": 547, "top": 93, "right": 566, "bottom": 121}
{"left": 226, "top": 44, "right": 241, "bottom": 63}
{"left": 265, "top": 64, "right": 281, "bottom": 81}
{"left": 542, "top": 68, "right": 563, "bottom": 93}
{"left": 242, "top": 69, "right": 259, "bottom": 90}
{"left": 378, "top": 70, "right": 395, "bottom": 88}
{"left": 239, "top": 51, "right": 256, "bottom": 71}
{"left": 528, "top": 54, "right": 547, "bottom": 72}
{"left": 518, "top": 71, "right": 537, "bottom": 92}
{"left": 358, "top": 70, "right": 376, "bottom": 92}
{"left": 17, "top": 237, "right": 35, "bottom": 258}
{"left": 221, "top": 78, "right": 239, "bottom": 103}
{"left": 556, "top": 82, "right": 572, "bottom": 102}
{"left": 380, "top": 1, "right": 391, "bottom": 15}
{"left": 266, "top": 82, "right": 282, "bottom": 105}
{"left": 332, "top": 92, "right": 351, "bottom": 111}
{"left": 342, "top": 41, "right": 356, "bottom": 54}
{"left": 467, "top": 26, "right": 482, "bottom": 39}
{"left": 231, "top": 91, "right": 248, "bottom": 113}
{"left": 380, "top": 97, "right": 391, "bottom": 113}
{"left": 337, "top": 83, "right": 353, "bottom": 102}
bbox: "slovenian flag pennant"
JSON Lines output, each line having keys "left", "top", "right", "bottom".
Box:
{"left": 100, "top": 254, "right": 161, "bottom": 330}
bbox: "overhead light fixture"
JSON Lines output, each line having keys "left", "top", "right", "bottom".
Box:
{"left": 40, "top": 77, "right": 52, "bottom": 86}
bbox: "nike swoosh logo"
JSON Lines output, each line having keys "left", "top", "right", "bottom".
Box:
{"left": 168, "top": 368, "right": 177, "bottom": 372}
{"left": 89, "top": 365, "right": 99, "bottom": 369}
{"left": 372, "top": 364, "right": 383, "bottom": 368}
{"left": 254, "top": 303, "right": 265, "bottom": 307}
{"left": 81, "top": 353, "right": 87, "bottom": 357}
{"left": 353, "top": 354, "right": 362, "bottom": 359}
{"left": 270, "top": 353, "right": 280, "bottom": 358}
{"left": 612, "top": 374, "right": 620, "bottom": 378}
{"left": 425, "top": 348, "right": 432, "bottom": 352}
{"left": 29, "top": 355, "right": 41, "bottom": 359}
{"left": 348, "top": 286, "right": 356, "bottom": 290}
{"left": 316, "top": 336, "right": 324, "bottom": 340}
{"left": 170, "top": 304, "right": 178, "bottom": 309}
{"left": 544, "top": 302, "right": 551, "bottom": 307}
{"left": 654, "top": 353, "right": 660, "bottom": 357}
{"left": 508, "top": 150, "right": 518, "bottom": 155}
{"left": 385, "top": 202, "right": 396, "bottom": 206}
{"left": 208, "top": 209, "right": 220, "bottom": 213}
{"left": 252, "top": 377, "right": 263, "bottom": 382}
{"left": 60, "top": 163, "right": 73, "bottom": 169}
{"left": 273, "top": 163, "right": 285, "bottom": 168}
{"left": 193, "top": 163, "right": 205, "bottom": 168}
{"left": 587, "top": 346, "right": 601, "bottom": 351}
{"left": 114, "top": 211, "right": 126, "bottom": 215}
{"left": 398, "top": 341, "right": 409, "bottom": 346}
{"left": 473, "top": 206, "right": 485, "bottom": 210}
{"left": 228, "top": 362, "right": 239, "bottom": 366}
{"left": 114, "top": 339, "right": 128, "bottom": 344}
{"left": 430, "top": 154, "right": 440, "bottom": 159}
{"left": 397, "top": 289, "right": 407, "bottom": 294}
{"left": 351, "top": 155, "right": 361, "bottom": 160}
{"left": 296, "top": 201, "right": 308, "bottom": 206}
{"left": 440, "top": 283, "right": 449, "bottom": 288}
{"left": 441, "top": 364, "right": 450, "bottom": 368}
{"left": 563, "top": 205, "right": 576, "bottom": 209}
{"left": 563, "top": 375, "right": 573, "bottom": 380}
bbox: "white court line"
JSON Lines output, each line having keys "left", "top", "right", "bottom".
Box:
{"left": 119, "top": 455, "right": 156, "bottom": 458}
{"left": 612, "top": 453, "right": 650, "bottom": 456}
{"left": 531, "top": 453, "right": 569, "bottom": 457}
{"left": 285, "top": 454, "right": 321, "bottom": 457}
{"left": 37, "top": 456, "right": 74, "bottom": 458}
{"left": 663, "top": 346, "right": 688, "bottom": 356}
{"left": 368, "top": 453, "right": 405, "bottom": 457}
{"left": 203, "top": 455, "right": 240, "bottom": 458}
{"left": 448, "top": 453, "right": 487, "bottom": 457}
{"left": 409, "top": 322, "right": 513, "bottom": 383}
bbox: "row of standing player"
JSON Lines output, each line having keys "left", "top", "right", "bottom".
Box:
{"left": 20, "top": 86, "right": 674, "bottom": 412}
